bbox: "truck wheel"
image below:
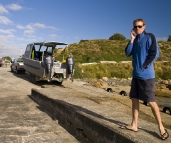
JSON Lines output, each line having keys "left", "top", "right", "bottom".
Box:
{"left": 29, "top": 74, "right": 33, "bottom": 82}
{"left": 16, "top": 67, "right": 19, "bottom": 74}
{"left": 31, "top": 75, "right": 34, "bottom": 83}
{"left": 56, "top": 80, "right": 63, "bottom": 85}
{"left": 29, "top": 75, "right": 31, "bottom": 82}
{"left": 32, "top": 75, "right": 37, "bottom": 84}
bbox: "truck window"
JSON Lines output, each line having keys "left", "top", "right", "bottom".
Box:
{"left": 40, "top": 46, "right": 47, "bottom": 52}
{"left": 34, "top": 45, "right": 40, "bottom": 51}
{"left": 47, "top": 47, "right": 52, "bottom": 53}
{"left": 26, "top": 45, "right": 31, "bottom": 51}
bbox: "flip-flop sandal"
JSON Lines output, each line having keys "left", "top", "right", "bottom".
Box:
{"left": 119, "top": 125, "right": 138, "bottom": 132}
{"left": 161, "top": 129, "right": 169, "bottom": 140}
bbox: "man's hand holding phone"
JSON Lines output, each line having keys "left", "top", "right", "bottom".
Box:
{"left": 130, "top": 29, "right": 136, "bottom": 43}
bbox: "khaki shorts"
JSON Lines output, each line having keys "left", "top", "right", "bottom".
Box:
{"left": 129, "top": 78, "right": 155, "bottom": 102}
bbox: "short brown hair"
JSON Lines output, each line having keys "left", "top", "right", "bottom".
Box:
{"left": 133, "top": 18, "right": 146, "bottom": 26}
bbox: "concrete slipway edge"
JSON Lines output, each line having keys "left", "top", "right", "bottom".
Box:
{"left": 31, "top": 88, "right": 171, "bottom": 143}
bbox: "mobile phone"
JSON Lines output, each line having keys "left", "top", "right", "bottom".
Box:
{"left": 131, "top": 29, "right": 136, "bottom": 36}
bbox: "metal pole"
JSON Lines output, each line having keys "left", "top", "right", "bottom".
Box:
{"left": 21, "top": 48, "right": 22, "bottom": 57}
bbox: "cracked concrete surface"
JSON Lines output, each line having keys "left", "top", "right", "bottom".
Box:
{"left": 1, "top": 67, "right": 171, "bottom": 143}
{"left": 0, "top": 68, "right": 80, "bottom": 143}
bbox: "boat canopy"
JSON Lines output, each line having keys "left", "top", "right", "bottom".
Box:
{"left": 32, "top": 42, "right": 68, "bottom": 47}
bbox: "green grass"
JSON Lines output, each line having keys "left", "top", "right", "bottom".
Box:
{"left": 73, "top": 61, "right": 171, "bottom": 79}
{"left": 54, "top": 39, "right": 171, "bottom": 79}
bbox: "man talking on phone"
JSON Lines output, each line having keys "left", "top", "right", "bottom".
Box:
{"left": 122, "top": 18, "right": 169, "bottom": 140}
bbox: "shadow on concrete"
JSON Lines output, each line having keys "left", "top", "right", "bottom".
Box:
{"left": 28, "top": 94, "right": 91, "bottom": 143}
{"left": 9, "top": 70, "right": 64, "bottom": 88}
{"left": 28, "top": 94, "right": 162, "bottom": 141}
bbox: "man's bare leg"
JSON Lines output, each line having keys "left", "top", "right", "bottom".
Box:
{"left": 126, "top": 98, "right": 139, "bottom": 131}
{"left": 148, "top": 102, "right": 165, "bottom": 135}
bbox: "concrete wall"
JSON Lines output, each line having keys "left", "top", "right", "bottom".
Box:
{"left": 31, "top": 89, "right": 134, "bottom": 143}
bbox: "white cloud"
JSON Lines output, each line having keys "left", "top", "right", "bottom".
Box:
{"left": 0, "top": 15, "right": 13, "bottom": 25}
{"left": 0, "top": 44, "right": 21, "bottom": 58}
{"left": 16, "top": 37, "right": 26, "bottom": 41}
{"left": 7, "top": 34, "right": 15, "bottom": 38}
{"left": 49, "top": 34, "right": 57, "bottom": 38}
{"left": 21, "top": 24, "right": 35, "bottom": 34}
{"left": 6, "top": 4, "right": 22, "bottom": 11}
{"left": 0, "top": 35, "right": 21, "bottom": 58}
{"left": 0, "top": 35, "right": 8, "bottom": 42}
{"left": 17, "top": 24, "right": 37, "bottom": 38}
{"left": 16, "top": 35, "right": 43, "bottom": 43}
{"left": 17, "top": 23, "right": 58, "bottom": 35}
{"left": 33, "top": 23, "right": 46, "bottom": 28}
{"left": 0, "top": 4, "right": 8, "bottom": 14}
{"left": 33, "top": 23, "right": 57, "bottom": 30}
{"left": 24, "top": 29, "right": 35, "bottom": 35}
{"left": 0, "top": 29, "right": 15, "bottom": 35}
{"left": 46, "top": 26, "right": 58, "bottom": 30}
{"left": 16, "top": 25, "right": 25, "bottom": 29}
{"left": 0, "top": 33, "right": 15, "bottom": 42}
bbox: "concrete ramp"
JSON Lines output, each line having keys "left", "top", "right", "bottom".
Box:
{"left": 31, "top": 85, "right": 171, "bottom": 143}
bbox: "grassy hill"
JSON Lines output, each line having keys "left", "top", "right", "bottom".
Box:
{"left": 55, "top": 39, "right": 171, "bottom": 62}
{"left": 55, "top": 39, "right": 131, "bottom": 62}
{"left": 54, "top": 39, "right": 171, "bottom": 79}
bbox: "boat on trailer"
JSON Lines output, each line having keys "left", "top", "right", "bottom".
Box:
{"left": 23, "top": 42, "right": 74, "bottom": 84}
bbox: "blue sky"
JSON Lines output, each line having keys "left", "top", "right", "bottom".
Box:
{"left": 0, "top": 0, "right": 171, "bottom": 59}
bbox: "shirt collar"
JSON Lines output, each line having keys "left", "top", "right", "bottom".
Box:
{"left": 136, "top": 31, "right": 145, "bottom": 40}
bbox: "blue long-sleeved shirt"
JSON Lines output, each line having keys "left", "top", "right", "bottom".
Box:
{"left": 125, "top": 31, "right": 159, "bottom": 80}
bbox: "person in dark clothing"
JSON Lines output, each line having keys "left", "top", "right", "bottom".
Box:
{"left": 120, "top": 18, "right": 169, "bottom": 140}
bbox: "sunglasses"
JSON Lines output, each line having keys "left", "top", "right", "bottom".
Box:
{"left": 134, "top": 25, "right": 143, "bottom": 29}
